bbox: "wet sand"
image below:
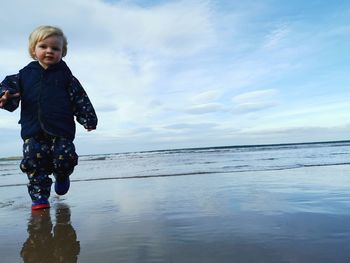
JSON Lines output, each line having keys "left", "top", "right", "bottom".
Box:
{"left": 1, "top": 165, "right": 350, "bottom": 262}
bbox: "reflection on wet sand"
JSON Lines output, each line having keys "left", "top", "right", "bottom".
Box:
{"left": 20, "top": 204, "right": 80, "bottom": 263}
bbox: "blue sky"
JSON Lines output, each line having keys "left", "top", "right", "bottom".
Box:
{"left": 0, "top": 0, "right": 349, "bottom": 157}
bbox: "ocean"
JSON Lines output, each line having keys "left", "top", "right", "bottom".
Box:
{"left": 1, "top": 140, "right": 350, "bottom": 187}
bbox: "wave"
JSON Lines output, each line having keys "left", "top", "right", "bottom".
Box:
{"left": 77, "top": 140, "right": 350, "bottom": 163}
{"left": 1, "top": 161, "right": 349, "bottom": 188}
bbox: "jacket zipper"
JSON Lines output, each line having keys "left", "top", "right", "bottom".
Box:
{"left": 38, "top": 70, "right": 50, "bottom": 134}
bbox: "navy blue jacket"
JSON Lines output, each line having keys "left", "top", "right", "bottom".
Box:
{"left": 0, "top": 60, "right": 97, "bottom": 140}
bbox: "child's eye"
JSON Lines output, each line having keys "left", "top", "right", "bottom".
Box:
{"left": 52, "top": 47, "right": 61, "bottom": 51}
{"left": 38, "top": 45, "right": 47, "bottom": 48}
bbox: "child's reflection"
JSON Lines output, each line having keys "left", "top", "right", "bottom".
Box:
{"left": 21, "top": 204, "right": 80, "bottom": 263}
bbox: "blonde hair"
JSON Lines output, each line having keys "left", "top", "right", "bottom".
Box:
{"left": 28, "top": 25, "right": 68, "bottom": 59}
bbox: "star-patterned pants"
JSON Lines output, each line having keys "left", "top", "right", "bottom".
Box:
{"left": 20, "top": 131, "right": 78, "bottom": 201}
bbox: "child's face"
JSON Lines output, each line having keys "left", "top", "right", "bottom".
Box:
{"left": 33, "top": 35, "right": 64, "bottom": 69}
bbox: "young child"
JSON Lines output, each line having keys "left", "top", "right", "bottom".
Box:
{"left": 0, "top": 25, "right": 97, "bottom": 210}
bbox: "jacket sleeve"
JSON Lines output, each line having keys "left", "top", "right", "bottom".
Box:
{"left": 0, "top": 74, "right": 21, "bottom": 112}
{"left": 69, "top": 76, "right": 98, "bottom": 130}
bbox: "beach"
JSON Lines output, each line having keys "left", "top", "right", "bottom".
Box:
{"left": 1, "top": 162, "right": 350, "bottom": 262}
{"left": 1, "top": 142, "right": 350, "bottom": 262}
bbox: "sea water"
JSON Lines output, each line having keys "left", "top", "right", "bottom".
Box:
{"left": 1, "top": 141, "right": 350, "bottom": 187}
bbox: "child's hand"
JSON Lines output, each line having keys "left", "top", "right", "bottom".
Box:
{"left": 0, "top": 90, "right": 20, "bottom": 108}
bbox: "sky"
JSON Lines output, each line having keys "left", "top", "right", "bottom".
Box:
{"left": 0, "top": 0, "right": 349, "bottom": 157}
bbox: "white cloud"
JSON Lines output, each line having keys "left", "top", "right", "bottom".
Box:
{"left": 163, "top": 122, "right": 218, "bottom": 131}
{"left": 190, "top": 90, "right": 221, "bottom": 104}
{"left": 232, "top": 89, "right": 278, "bottom": 113}
{"left": 0, "top": 49, "right": 28, "bottom": 77}
{"left": 262, "top": 24, "right": 290, "bottom": 50}
{"left": 62, "top": 0, "right": 215, "bottom": 56}
{"left": 233, "top": 89, "right": 278, "bottom": 103}
{"left": 236, "top": 124, "right": 350, "bottom": 145}
{"left": 0, "top": 112, "right": 20, "bottom": 130}
{"left": 233, "top": 101, "right": 277, "bottom": 112}
{"left": 185, "top": 103, "right": 225, "bottom": 115}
